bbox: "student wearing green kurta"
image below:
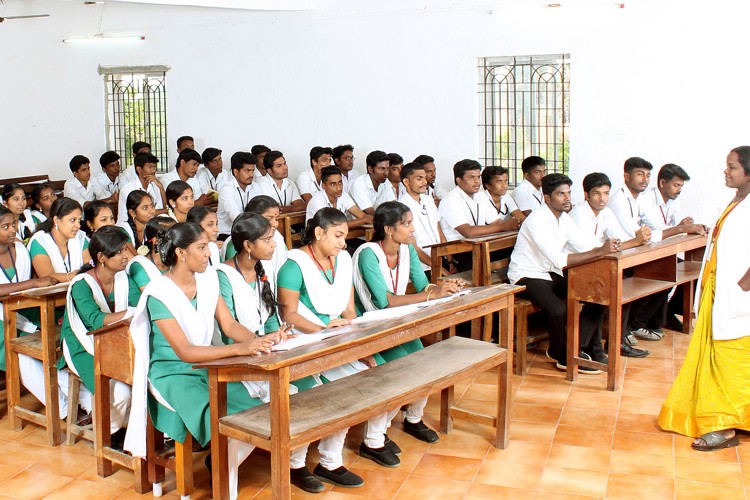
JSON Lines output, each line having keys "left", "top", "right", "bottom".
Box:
{"left": 352, "top": 201, "right": 461, "bottom": 446}
{"left": 123, "top": 222, "right": 284, "bottom": 500}
{"left": 126, "top": 216, "right": 175, "bottom": 305}
{"left": 2, "top": 184, "right": 37, "bottom": 242}
{"left": 30, "top": 183, "right": 57, "bottom": 225}
{"left": 117, "top": 190, "right": 156, "bottom": 249}
{"left": 221, "top": 195, "right": 288, "bottom": 271}
{"left": 186, "top": 205, "right": 220, "bottom": 266}
{"left": 58, "top": 226, "right": 139, "bottom": 435}
{"left": 0, "top": 206, "right": 57, "bottom": 372}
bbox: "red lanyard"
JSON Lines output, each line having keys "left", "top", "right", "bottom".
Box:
{"left": 659, "top": 206, "right": 667, "bottom": 224}
{"left": 307, "top": 244, "right": 335, "bottom": 285}
{"left": 379, "top": 241, "right": 399, "bottom": 292}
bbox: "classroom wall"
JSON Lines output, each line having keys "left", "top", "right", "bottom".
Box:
{"left": 2, "top": 0, "right": 749, "bottom": 222}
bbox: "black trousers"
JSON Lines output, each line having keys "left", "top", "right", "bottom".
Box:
{"left": 516, "top": 273, "right": 605, "bottom": 363}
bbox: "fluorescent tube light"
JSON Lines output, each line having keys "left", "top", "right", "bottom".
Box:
{"left": 63, "top": 35, "right": 146, "bottom": 44}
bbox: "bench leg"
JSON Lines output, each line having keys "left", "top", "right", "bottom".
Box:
{"left": 682, "top": 281, "right": 694, "bottom": 334}
{"left": 514, "top": 309, "right": 528, "bottom": 376}
{"left": 41, "top": 301, "right": 62, "bottom": 446}
{"left": 147, "top": 419, "right": 166, "bottom": 493}
{"left": 494, "top": 358, "right": 510, "bottom": 449}
{"left": 175, "top": 435, "right": 193, "bottom": 499}
{"left": 439, "top": 386, "right": 454, "bottom": 434}
{"left": 565, "top": 300, "right": 581, "bottom": 383}
{"left": 66, "top": 374, "right": 81, "bottom": 446}
{"left": 209, "top": 371, "right": 230, "bottom": 500}
{"left": 270, "top": 368, "right": 292, "bottom": 500}
{"left": 482, "top": 313, "right": 493, "bottom": 343}
{"left": 7, "top": 351, "right": 23, "bottom": 431}
{"left": 606, "top": 303, "right": 622, "bottom": 392}
{"left": 133, "top": 457, "right": 151, "bottom": 494}
{"left": 95, "top": 373, "right": 113, "bottom": 477}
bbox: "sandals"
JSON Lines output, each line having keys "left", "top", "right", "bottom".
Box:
{"left": 691, "top": 431, "right": 739, "bottom": 452}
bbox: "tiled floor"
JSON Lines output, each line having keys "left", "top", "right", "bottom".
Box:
{"left": 1, "top": 327, "right": 748, "bottom": 499}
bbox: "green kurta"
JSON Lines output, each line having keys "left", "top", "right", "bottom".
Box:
{"left": 223, "top": 240, "right": 237, "bottom": 261}
{"left": 128, "top": 259, "right": 168, "bottom": 304}
{"left": 0, "top": 268, "right": 42, "bottom": 371}
{"left": 57, "top": 277, "right": 140, "bottom": 392}
{"left": 28, "top": 237, "right": 90, "bottom": 259}
{"left": 354, "top": 244, "right": 428, "bottom": 362}
{"left": 146, "top": 296, "right": 262, "bottom": 446}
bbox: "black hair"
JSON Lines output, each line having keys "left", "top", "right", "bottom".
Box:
{"left": 263, "top": 151, "right": 284, "bottom": 171}
{"left": 78, "top": 225, "right": 129, "bottom": 274}
{"left": 143, "top": 216, "right": 176, "bottom": 254}
{"left": 301, "top": 207, "right": 348, "bottom": 245}
{"left": 321, "top": 166, "right": 342, "bottom": 183}
{"left": 230, "top": 151, "right": 256, "bottom": 173}
{"left": 69, "top": 155, "right": 90, "bottom": 173}
{"left": 366, "top": 150, "right": 388, "bottom": 169}
{"left": 582, "top": 172, "right": 612, "bottom": 193}
{"left": 657, "top": 163, "right": 690, "bottom": 183}
{"left": 332, "top": 144, "right": 353, "bottom": 161}
{"left": 166, "top": 180, "right": 193, "bottom": 209}
{"left": 386, "top": 153, "right": 404, "bottom": 166}
{"left": 2, "top": 183, "right": 24, "bottom": 201}
{"left": 134, "top": 152, "right": 159, "bottom": 169}
{"left": 125, "top": 190, "right": 153, "bottom": 245}
{"left": 31, "top": 183, "right": 54, "bottom": 212}
{"left": 201, "top": 147, "right": 222, "bottom": 165}
{"left": 371, "top": 201, "right": 411, "bottom": 242}
{"left": 99, "top": 151, "right": 120, "bottom": 169}
{"left": 400, "top": 162, "right": 425, "bottom": 182}
{"left": 132, "top": 141, "right": 151, "bottom": 155}
{"left": 521, "top": 156, "right": 546, "bottom": 174}
{"left": 186, "top": 205, "right": 214, "bottom": 226}
{"left": 453, "top": 159, "right": 482, "bottom": 183}
{"left": 541, "top": 173, "right": 573, "bottom": 196}
{"left": 244, "top": 195, "right": 280, "bottom": 215}
{"left": 623, "top": 157, "right": 653, "bottom": 173}
{"left": 177, "top": 136, "right": 194, "bottom": 148}
{"left": 413, "top": 154, "right": 435, "bottom": 166}
{"left": 159, "top": 222, "right": 206, "bottom": 267}
{"left": 35, "top": 198, "right": 82, "bottom": 234}
{"left": 175, "top": 148, "right": 202, "bottom": 170}
{"left": 309, "top": 146, "right": 332, "bottom": 166}
{"left": 251, "top": 144, "right": 271, "bottom": 156}
{"left": 481, "top": 166, "right": 509, "bottom": 189}
{"left": 731, "top": 146, "right": 750, "bottom": 176}
{"left": 82, "top": 200, "right": 113, "bottom": 237}
{"left": 0, "top": 205, "right": 12, "bottom": 220}
{"left": 230, "top": 213, "right": 278, "bottom": 317}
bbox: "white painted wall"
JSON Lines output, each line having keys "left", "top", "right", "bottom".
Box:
{"left": 1, "top": 0, "right": 748, "bottom": 221}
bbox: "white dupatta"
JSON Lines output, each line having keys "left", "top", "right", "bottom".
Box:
{"left": 208, "top": 241, "right": 220, "bottom": 267}
{"left": 0, "top": 242, "right": 37, "bottom": 333}
{"left": 125, "top": 254, "right": 163, "bottom": 282}
{"left": 27, "top": 230, "right": 86, "bottom": 273}
{"left": 352, "top": 242, "right": 410, "bottom": 313}
{"left": 18, "top": 209, "right": 36, "bottom": 241}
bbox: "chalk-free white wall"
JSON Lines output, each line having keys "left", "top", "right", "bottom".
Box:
{"left": 1, "top": 0, "right": 748, "bottom": 221}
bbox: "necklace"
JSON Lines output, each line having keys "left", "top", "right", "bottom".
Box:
{"left": 0, "top": 244, "right": 17, "bottom": 283}
{"left": 307, "top": 244, "right": 335, "bottom": 285}
{"left": 378, "top": 241, "right": 399, "bottom": 292}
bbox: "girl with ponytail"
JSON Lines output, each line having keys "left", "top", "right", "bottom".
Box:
{"left": 125, "top": 216, "right": 175, "bottom": 304}
{"left": 30, "top": 183, "right": 57, "bottom": 223}
{"left": 222, "top": 195, "right": 287, "bottom": 270}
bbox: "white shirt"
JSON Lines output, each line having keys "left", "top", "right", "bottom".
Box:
{"left": 639, "top": 186, "right": 681, "bottom": 229}
{"left": 296, "top": 169, "right": 322, "bottom": 197}
{"left": 118, "top": 178, "right": 164, "bottom": 224}
{"left": 159, "top": 170, "right": 206, "bottom": 198}
{"left": 217, "top": 176, "right": 259, "bottom": 234}
{"left": 341, "top": 170, "right": 361, "bottom": 194}
{"left": 398, "top": 187, "right": 442, "bottom": 270}
{"left": 349, "top": 174, "right": 387, "bottom": 212}
{"left": 253, "top": 172, "right": 273, "bottom": 187}
{"left": 426, "top": 184, "right": 447, "bottom": 200}
{"left": 63, "top": 178, "right": 95, "bottom": 205}
{"left": 305, "top": 190, "right": 357, "bottom": 222}
{"left": 508, "top": 203, "right": 595, "bottom": 283}
{"left": 569, "top": 201, "right": 630, "bottom": 246}
{"left": 257, "top": 178, "right": 302, "bottom": 208}
{"left": 92, "top": 171, "right": 120, "bottom": 200}
{"left": 373, "top": 182, "right": 400, "bottom": 209}
{"left": 438, "top": 188, "right": 500, "bottom": 242}
{"left": 196, "top": 167, "right": 230, "bottom": 193}
{"left": 511, "top": 179, "right": 544, "bottom": 213}
{"left": 607, "top": 185, "right": 663, "bottom": 241}
{"left": 120, "top": 165, "right": 137, "bottom": 185}
{"left": 480, "top": 192, "right": 519, "bottom": 221}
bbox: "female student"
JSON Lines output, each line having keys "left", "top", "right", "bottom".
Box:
{"left": 58, "top": 226, "right": 138, "bottom": 435}
{"left": 125, "top": 216, "right": 175, "bottom": 304}
{"left": 2, "top": 184, "right": 36, "bottom": 241}
{"left": 186, "top": 206, "right": 220, "bottom": 266}
{"left": 124, "top": 222, "right": 283, "bottom": 500}
{"left": 166, "top": 180, "right": 195, "bottom": 223}
{"left": 28, "top": 197, "right": 90, "bottom": 282}
{"left": 83, "top": 200, "right": 116, "bottom": 237}
{"left": 659, "top": 146, "right": 750, "bottom": 450}
{"left": 30, "top": 183, "right": 57, "bottom": 223}
{"left": 0, "top": 206, "right": 57, "bottom": 372}
{"left": 353, "top": 201, "right": 460, "bottom": 446}
{"left": 118, "top": 190, "right": 156, "bottom": 249}
{"left": 222, "top": 195, "right": 288, "bottom": 271}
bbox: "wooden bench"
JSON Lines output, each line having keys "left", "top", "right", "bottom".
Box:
{"left": 0, "top": 175, "right": 65, "bottom": 197}
{"left": 277, "top": 211, "right": 306, "bottom": 249}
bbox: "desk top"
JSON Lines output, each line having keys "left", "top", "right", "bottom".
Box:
{"left": 460, "top": 231, "right": 519, "bottom": 245}
{"left": 1, "top": 282, "right": 69, "bottom": 303}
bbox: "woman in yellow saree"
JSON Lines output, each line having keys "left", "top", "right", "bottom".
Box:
{"left": 659, "top": 146, "right": 750, "bottom": 451}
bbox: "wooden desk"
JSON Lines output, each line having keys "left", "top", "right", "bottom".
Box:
{"left": 197, "top": 283, "right": 522, "bottom": 500}
{"left": 3, "top": 283, "right": 68, "bottom": 446}
{"left": 566, "top": 234, "right": 706, "bottom": 390}
{"left": 277, "top": 211, "right": 306, "bottom": 249}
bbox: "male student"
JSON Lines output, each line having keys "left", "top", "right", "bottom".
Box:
{"left": 217, "top": 151, "right": 259, "bottom": 237}
{"left": 197, "top": 147, "right": 228, "bottom": 193}
{"left": 296, "top": 146, "right": 332, "bottom": 202}
{"left": 349, "top": 150, "right": 389, "bottom": 216}
{"left": 118, "top": 152, "right": 167, "bottom": 223}
{"left": 398, "top": 162, "right": 448, "bottom": 275}
{"left": 305, "top": 166, "right": 371, "bottom": 230}
{"left": 373, "top": 152, "right": 404, "bottom": 209}
{"left": 92, "top": 151, "right": 121, "bottom": 203}
{"left": 569, "top": 172, "right": 651, "bottom": 358}
{"left": 257, "top": 150, "right": 306, "bottom": 213}
{"left": 159, "top": 149, "right": 212, "bottom": 206}
{"left": 332, "top": 144, "right": 360, "bottom": 193}
{"left": 63, "top": 155, "right": 95, "bottom": 207}
{"left": 511, "top": 156, "right": 546, "bottom": 215}
{"left": 119, "top": 141, "right": 151, "bottom": 185}
{"left": 509, "top": 173, "right": 619, "bottom": 372}
{"left": 251, "top": 144, "right": 272, "bottom": 185}
{"left": 176, "top": 135, "right": 194, "bottom": 154}
{"left": 480, "top": 166, "right": 525, "bottom": 228}
{"left": 414, "top": 154, "right": 446, "bottom": 202}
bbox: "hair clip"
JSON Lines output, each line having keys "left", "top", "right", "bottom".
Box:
{"left": 88, "top": 259, "right": 95, "bottom": 267}
{"left": 137, "top": 245, "right": 150, "bottom": 256}
{"left": 260, "top": 275, "right": 268, "bottom": 282}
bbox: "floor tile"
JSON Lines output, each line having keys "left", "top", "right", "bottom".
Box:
{"left": 424, "top": 432, "right": 491, "bottom": 460}
{"left": 474, "top": 458, "right": 543, "bottom": 490}
{"left": 394, "top": 475, "right": 471, "bottom": 499}
{"left": 619, "top": 395, "right": 666, "bottom": 416}
{"left": 546, "top": 444, "right": 611, "bottom": 472}
{"left": 514, "top": 386, "right": 569, "bottom": 407}
{"left": 538, "top": 466, "right": 608, "bottom": 497}
{"left": 464, "top": 483, "right": 535, "bottom": 499}
{"left": 558, "top": 406, "right": 616, "bottom": 431}
{"left": 0, "top": 469, "right": 73, "bottom": 499}
{"left": 673, "top": 434, "right": 739, "bottom": 463}
{"left": 674, "top": 479, "right": 745, "bottom": 500}
{"left": 553, "top": 425, "right": 613, "bottom": 450}
{"left": 609, "top": 449, "right": 674, "bottom": 477}
{"left": 485, "top": 439, "right": 551, "bottom": 465}
{"left": 511, "top": 402, "right": 562, "bottom": 424}
{"left": 607, "top": 473, "right": 674, "bottom": 499}
{"left": 674, "top": 455, "right": 743, "bottom": 487}
{"left": 508, "top": 420, "right": 557, "bottom": 443}
{"left": 329, "top": 467, "right": 408, "bottom": 499}
{"left": 614, "top": 412, "right": 664, "bottom": 434}
{"left": 612, "top": 430, "right": 674, "bottom": 456}
{"left": 410, "top": 453, "right": 482, "bottom": 482}
{"left": 42, "top": 478, "right": 127, "bottom": 500}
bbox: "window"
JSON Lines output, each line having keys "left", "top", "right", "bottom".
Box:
{"left": 101, "top": 66, "right": 169, "bottom": 172}
{"left": 478, "top": 54, "right": 570, "bottom": 185}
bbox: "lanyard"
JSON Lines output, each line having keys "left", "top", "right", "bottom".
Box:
{"left": 308, "top": 244, "right": 335, "bottom": 285}
{"left": 659, "top": 206, "right": 667, "bottom": 224}
{"left": 489, "top": 196, "right": 507, "bottom": 215}
{"left": 61, "top": 242, "right": 71, "bottom": 273}
{"left": 464, "top": 200, "right": 479, "bottom": 225}
{"left": 379, "top": 241, "right": 400, "bottom": 293}
{"left": 236, "top": 186, "right": 249, "bottom": 210}
{"left": 272, "top": 182, "right": 287, "bottom": 206}
{"left": 532, "top": 192, "right": 542, "bottom": 205}
{"left": 0, "top": 246, "right": 17, "bottom": 283}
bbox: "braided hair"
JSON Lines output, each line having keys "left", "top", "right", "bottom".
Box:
{"left": 230, "top": 212, "right": 277, "bottom": 317}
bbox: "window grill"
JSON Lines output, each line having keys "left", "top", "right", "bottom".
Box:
{"left": 104, "top": 70, "right": 169, "bottom": 172}
{"left": 478, "top": 54, "right": 570, "bottom": 185}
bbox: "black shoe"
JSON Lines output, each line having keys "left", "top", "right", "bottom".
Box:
{"left": 313, "top": 464, "right": 364, "bottom": 488}
{"left": 665, "top": 314, "right": 684, "bottom": 332}
{"left": 403, "top": 419, "right": 439, "bottom": 443}
{"left": 556, "top": 352, "right": 602, "bottom": 374}
{"left": 588, "top": 349, "right": 609, "bottom": 364}
{"left": 358, "top": 442, "right": 400, "bottom": 467}
{"left": 384, "top": 434, "right": 401, "bottom": 455}
{"left": 620, "top": 342, "right": 650, "bottom": 358}
{"left": 291, "top": 466, "right": 325, "bottom": 493}
{"left": 110, "top": 428, "right": 127, "bottom": 451}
